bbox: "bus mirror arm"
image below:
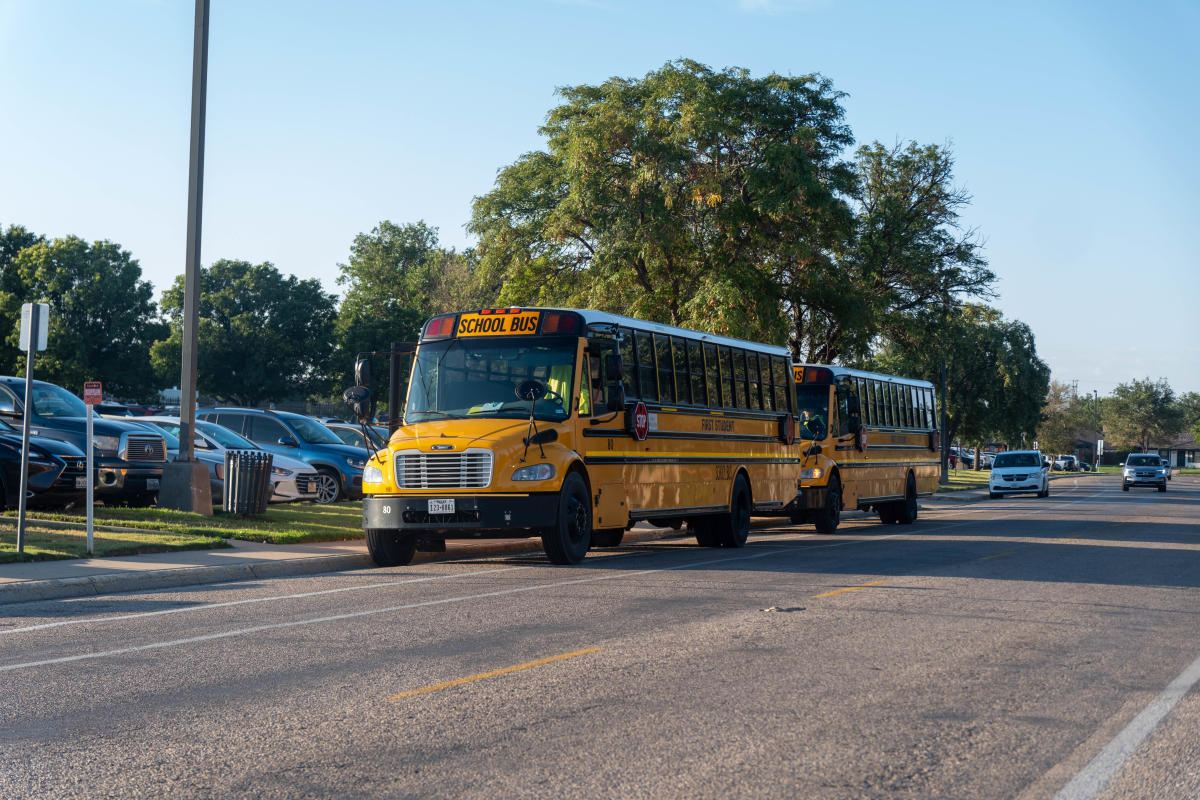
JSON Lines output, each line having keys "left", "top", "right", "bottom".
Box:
{"left": 343, "top": 385, "right": 373, "bottom": 424}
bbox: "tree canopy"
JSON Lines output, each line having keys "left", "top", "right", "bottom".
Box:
{"left": 1102, "top": 378, "right": 1185, "bottom": 452}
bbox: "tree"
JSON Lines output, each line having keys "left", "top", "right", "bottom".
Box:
{"left": 873, "top": 304, "right": 1049, "bottom": 451}
{"left": 151, "top": 260, "right": 337, "bottom": 405}
{"left": 0, "top": 224, "right": 44, "bottom": 376}
{"left": 1176, "top": 392, "right": 1200, "bottom": 441}
{"left": 1102, "top": 378, "right": 1184, "bottom": 452}
{"left": 1036, "top": 381, "right": 1096, "bottom": 457}
{"left": 469, "top": 59, "right": 856, "bottom": 348}
{"left": 10, "top": 235, "right": 164, "bottom": 399}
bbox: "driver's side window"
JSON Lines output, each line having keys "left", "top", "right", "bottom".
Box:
{"left": 837, "top": 384, "right": 853, "bottom": 437}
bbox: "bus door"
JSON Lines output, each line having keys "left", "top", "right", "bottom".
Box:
{"left": 835, "top": 379, "right": 863, "bottom": 508}
{"left": 582, "top": 336, "right": 629, "bottom": 532}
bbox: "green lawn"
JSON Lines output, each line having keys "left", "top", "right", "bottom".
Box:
{"left": 0, "top": 522, "right": 228, "bottom": 563}
{"left": 2, "top": 500, "right": 366, "bottom": 548}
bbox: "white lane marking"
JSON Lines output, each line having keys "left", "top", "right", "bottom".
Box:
{"left": 0, "top": 566, "right": 530, "bottom": 637}
{"left": 1053, "top": 651, "right": 1200, "bottom": 800}
{"left": 0, "top": 548, "right": 797, "bottom": 673}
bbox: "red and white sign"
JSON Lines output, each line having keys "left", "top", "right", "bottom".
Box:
{"left": 83, "top": 381, "right": 103, "bottom": 406}
{"left": 632, "top": 401, "right": 649, "bottom": 441}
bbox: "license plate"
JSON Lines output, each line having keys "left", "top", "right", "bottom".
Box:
{"left": 428, "top": 498, "right": 455, "bottom": 515}
{"left": 75, "top": 477, "right": 88, "bottom": 489}
{"left": 147, "top": 479, "right": 160, "bottom": 490}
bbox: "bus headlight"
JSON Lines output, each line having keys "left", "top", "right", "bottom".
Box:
{"left": 801, "top": 467, "right": 825, "bottom": 481}
{"left": 512, "top": 463, "right": 555, "bottom": 481}
{"left": 363, "top": 465, "right": 384, "bottom": 484}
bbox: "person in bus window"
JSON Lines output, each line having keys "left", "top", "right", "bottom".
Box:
{"left": 800, "top": 408, "right": 826, "bottom": 439}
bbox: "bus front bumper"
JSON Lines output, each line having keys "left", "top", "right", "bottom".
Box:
{"left": 362, "top": 494, "right": 559, "bottom": 535}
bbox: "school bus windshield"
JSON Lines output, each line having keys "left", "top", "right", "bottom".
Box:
{"left": 406, "top": 337, "right": 578, "bottom": 423}
{"left": 795, "top": 385, "right": 830, "bottom": 440}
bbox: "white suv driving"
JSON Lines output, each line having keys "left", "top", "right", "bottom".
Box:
{"left": 989, "top": 450, "right": 1049, "bottom": 498}
{"left": 1122, "top": 454, "right": 1167, "bottom": 492}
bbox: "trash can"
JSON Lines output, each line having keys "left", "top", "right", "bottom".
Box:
{"left": 223, "top": 449, "right": 274, "bottom": 515}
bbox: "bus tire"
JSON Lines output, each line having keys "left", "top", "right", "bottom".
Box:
{"left": 717, "top": 474, "right": 751, "bottom": 548}
{"left": 879, "top": 504, "right": 899, "bottom": 524}
{"left": 896, "top": 474, "right": 918, "bottom": 525}
{"left": 366, "top": 529, "right": 417, "bottom": 567}
{"left": 542, "top": 472, "right": 592, "bottom": 565}
{"left": 814, "top": 475, "right": 841, "bottom": 534}
{"left": 691, "top": 517, "right": 721, "bottom": 547}
{"left": 591, "top": 528, "right": 624, "bottom": 547}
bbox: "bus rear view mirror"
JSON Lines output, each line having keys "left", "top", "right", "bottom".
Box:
{"left": 606, "top": 382, "right": 625, "bottom": 412}
{"left": 604, "top": 352, "right": 621, "bottom": 376}
{"left": 354, "top": 358, "right": 371, "bottom": 388}
{"left": 343, "top": 385, "right": 372, "bottom": 423}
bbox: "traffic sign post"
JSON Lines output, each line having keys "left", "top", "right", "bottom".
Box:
{"left": 83, "top": 381, "right": 102, "bottom": 555}
{"left": 15, "top": 303, "right": 49, "bottom": 555}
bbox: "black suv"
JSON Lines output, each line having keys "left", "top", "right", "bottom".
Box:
{"left": 0, "top": 377, "right": 168, "bottom": 506}
{"left": 199, "top": 408, "right": 366, "bottom": 503}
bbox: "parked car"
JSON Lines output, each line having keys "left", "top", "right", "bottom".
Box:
{"left": 1159, "top": 456, "right": 1172, "bottom": 481}
{"left": 140, "top": 417, "right": 319, "bottom": 503}
{"left": 123, "top": 419, "right": 225, "bottom": 505}
{"left": 326, "top": 422, "right": 390, "bottom": 451}
{"left": 988, "top": 450, "right": 1049, "bottom": 498}
{"left": 1076, "top": 461, "right": 1092, "bottom": 472}
{"left": 1053, "top": 455, "right": 1078, "bottom": 471}
{"left": 198, "top": 408, "right": 365, "bottom": 504}
{"left": 1122, "top": 454, "right": 1167, "bottom": 492}
{"left": 0, "top": 418, "right": 88, "bottom": 509}
{"left": 0, "top": 377, "right": 167, "bottom": 506}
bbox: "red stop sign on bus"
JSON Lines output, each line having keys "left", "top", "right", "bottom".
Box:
{"left": 632, "top": 401, "right": 649, "bottom": 441}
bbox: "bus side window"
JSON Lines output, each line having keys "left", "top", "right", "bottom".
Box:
{"left": 733, "top": 350, "right": 749, "bottom": 409}
{"left": 636, "top": 331, "right": 657, "bottom": 402}
{"left": 772, "top": 357, "right": 790, "bottom": 412}
{"left": 688, "top": 340, "right": 706, "bottom": 407}
{"left": 720, "top": 347, "right": 736, "bottom": 409}
{"left": 703, "top": 343, "right": 720, "bottom": 408}
{"left": 619, "top": 328, "right": 638, "bottom": 398}
{"left": 672, "top": 336, "right": 691, "bottom": 405}
{"left": 747, "top": 352, "right": 764, "bottom": 410}
{"left": 654, "top": 334, "right": 675, "bottom": 404}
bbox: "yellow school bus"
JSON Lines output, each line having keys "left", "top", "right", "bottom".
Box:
{"left": 359, "top": 307, "right": 799, "bottom": 566}
{"left": 784, "top": 364, "right": 941, "bottom": 532}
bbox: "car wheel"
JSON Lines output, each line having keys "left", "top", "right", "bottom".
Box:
{"left": 366, "top": 529, "right": 417, "bottom": 567}
{"left": 1122, "top": 482, "right": 1130, "bottom": 492}
{"left": 989, "top": 491, "right": 1000, "bottom": 499}
{"left": 314, "top": 468, "right": 342, "bottom": 504}
{"left": 542, "top": 472, "right": 591, "bottom": 565}
{"left": 1159, "top": 483, "right": 1167, "bottom": 493}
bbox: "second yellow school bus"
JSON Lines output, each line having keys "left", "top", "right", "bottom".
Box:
{"left": 360, "top": 307, "right": 800, "bottom": 566}
{"left": 784, "top": 364, "right": 941, "bottom": 532}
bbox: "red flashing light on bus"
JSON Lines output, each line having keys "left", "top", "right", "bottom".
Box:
{"left": 423, "top": 316, "right": 456, "bottom": 338}
{"left": 540, "top": 312, "right": 578, "bottom": 335}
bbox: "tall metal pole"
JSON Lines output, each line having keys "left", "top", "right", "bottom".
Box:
{"left": 15, "top": 304, "right": 39, "bottom": 554}
{"left": 179, "top": 0, "right": 209, "bottom": 462}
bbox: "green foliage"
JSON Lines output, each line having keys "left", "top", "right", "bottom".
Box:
{"left": 10, "top": 235, "right": 164, "bottom": 400}
{"left": 873, "top": 304, "right": 1049, "bottom": 448}
{"left": 1036, "top": 381, "right": 1098, "bottom": 456}
{"left": 1101, "top": 378, "right": 1184, "bottom": 451}
{"left": 152, "top": 259, "right": 336, "bottom": 405}
{"left": 0, "top": 224, "right": 44, "bottom": 376}
{"left": 1176, "top": 391, "right": 1200, "bottom": 441}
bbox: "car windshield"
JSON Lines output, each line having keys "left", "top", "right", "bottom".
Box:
{"left": 1127, "top": 455, "right": 1158, "bottom": 466}
{"left": 196, "top": 421, "right": 260, "bottom": 450}
{"left": 284, "top": 415, "right": 343, "bottom": 445}
{"left": 406, "top": 337, "right": 578, "bottom": 423}
{"left": 28, "top": 383, "right": 88, "bottom": 417}
{"left": 994, "top": 452, "right": 1040, "bottom": 468}
{"left": 794, "top": 386, "right": 830, "bottom": 440}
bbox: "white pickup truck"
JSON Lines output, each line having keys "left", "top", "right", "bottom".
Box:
{"left": 1053, "top": 454, "right": 1078, "bottom": 471}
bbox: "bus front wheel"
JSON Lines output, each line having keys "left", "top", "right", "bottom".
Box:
{"left": 543, "top": 472, "right": 592, "bottom": 565}
{"left": 814, "top": 475, "right": 841, "bottom": 534}
{"left": 716, "top": 475, "right": 751, "bottom": 548}
{"left": 366, "top": 529, "right": 417, "bottom": 567}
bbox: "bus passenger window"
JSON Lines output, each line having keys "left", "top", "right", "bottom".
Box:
{"left": 719, "top": 347, "right": 735, "bottom": 408}
{"left": 672, "top": 337, "right": 691, "bottom": 405}
{"left": 636, "top": 331, "right": 657, "bottom": 402}
{"left": 747, "top": 353, "right": 763, "bottom": 410}
{"left": 688, "top": 341, "right": 706, "bottom": 407}
{"left": 619, "top": 328, "right": 638, "bottom": 398}
{"left": 655, "top": 334, "right": 675, "bottom": 404}
{"left": 772, "top": 357, "right": 789, "bottom": 412}
{"left": 704, "top": 343, "right": 720, "bottom": 408}
{"left": 733, "top": 350, "right": 749, "bottom": 409}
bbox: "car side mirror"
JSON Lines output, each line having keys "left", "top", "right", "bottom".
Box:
{"left": 1119, "top": 462, "right": 1124, "bottom": 467}
{"left": 278, "top": 436, "right": 298, "bottom": 448}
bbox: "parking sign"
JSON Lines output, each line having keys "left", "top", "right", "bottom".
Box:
{"left": 83, "top": 381, "right": 103, "bottom": 406}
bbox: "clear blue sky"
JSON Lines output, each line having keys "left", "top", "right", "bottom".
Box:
{"left": 2, "top": 0, "right": 1197, "bottom": 395}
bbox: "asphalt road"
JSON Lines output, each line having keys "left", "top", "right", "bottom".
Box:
{"left": 1, "top": 476, "right": 1198, "bottom": 799}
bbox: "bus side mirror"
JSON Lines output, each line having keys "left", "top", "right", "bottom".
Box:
{"left": 343, "top": 385, "right": 372, "bottom": 423}
{"left": 606, "top": 382, "right": 625, "bottom": 412}
{"left": 354, "top": 358, "right": 371, "bottom": 388}
{"left": 848, "top": 414, "right": 861, "bottom": 435}
{"left": 604, "top": 352, "right": 621, "bottom": 376}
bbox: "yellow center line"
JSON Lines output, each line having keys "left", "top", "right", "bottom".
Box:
{"left": 387, "top": 647, "right": 603, "bottom": 701}
{"left": 980, "top": 550, "right": 1015, "bottom": 560}
{"left": 811, "top": 579, "right": 887, "bottom": 598}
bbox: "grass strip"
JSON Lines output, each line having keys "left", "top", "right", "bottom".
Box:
{"left": 0, "top": 526, "right": 228, "bottom": 563}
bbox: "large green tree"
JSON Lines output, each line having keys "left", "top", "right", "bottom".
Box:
{"left": 873, "top": 304, "right": 1049, "bottom": 450}
{"left": 152, "top": 259, "right": 336, "bottom": 405}
{"left": 10, "top": 235, "right": 164, "bottom": 399}
{"left": 1102, "top": 378, "right": 1184, "bottom": 452}
{"left": 1036, "top": 381, "right": 1098, "bottom": 457}
{"left": 469, "top": 59, "right": 857, "bottom": 348}
{"left": 0, "top": 224, "right": 44, "bottom": 376}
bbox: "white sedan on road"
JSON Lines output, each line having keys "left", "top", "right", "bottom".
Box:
{"left": 988, "top": 450, "right": 1050, "bottom": 498}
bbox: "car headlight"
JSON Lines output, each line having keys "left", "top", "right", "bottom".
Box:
{"left": 215, "top": 464, "right": 224, "bottom": 480}
{"left": 346, "top": 456, "right": 366, "bottom": 469}
{"left": 801, "top": 467, "right": 824, "bottom": 480}
{"left": 93, "top": 435, "right": 120, "bottom": 453}
{"left": 512, "top": 463, "right": 555, "bottom": 481}
{"left": 271, "top": 466, "right": 293, "bottom": 477}
{"left": 363, "top": 465, "right": 384, "bottom": 484}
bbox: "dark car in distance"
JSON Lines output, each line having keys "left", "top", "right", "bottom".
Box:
{"left": 0, "top": 418, "right": 88, "bottom": 509}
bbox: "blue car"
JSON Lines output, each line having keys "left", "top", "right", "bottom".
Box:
{"left": 198, "top": 408, "right": 366, "bottom": 503}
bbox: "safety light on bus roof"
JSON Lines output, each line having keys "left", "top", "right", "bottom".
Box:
{"left": 479, "top": 307, "right": 522, "bottom": 315}
{"left": 540, "top": 312, "right": 577, "bottom": 334}
{"left": 423, "top": 316, "right": 456, "bottom": 338}
{"left": 805, "top": 367, "right": 833, "bottom": 384}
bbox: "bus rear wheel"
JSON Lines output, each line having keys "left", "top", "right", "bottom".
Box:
{"left": 542, "top": 472, "right": 592, "bottom": 565}
{"left": 366, "top": 529, "right": 417, "bottom": 567}
{"left": 691, "top": 517, "right": 721, "bottom": 547}
{"left": 896, "top": 474, "right": 918, "bottom": 524}
{"left": 716, "top": 474, "right": 751, "bottom": 548}
{"left": 814, "top": 475, "right": 841, "bottom": 534}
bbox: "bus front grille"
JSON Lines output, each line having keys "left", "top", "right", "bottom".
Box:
{"left": 393, "top": 450, "right": 493, "bottom": 489}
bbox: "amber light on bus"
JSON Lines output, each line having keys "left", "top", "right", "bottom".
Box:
{"left": 423, "top": 316, "right": 456, "bottom": 338}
